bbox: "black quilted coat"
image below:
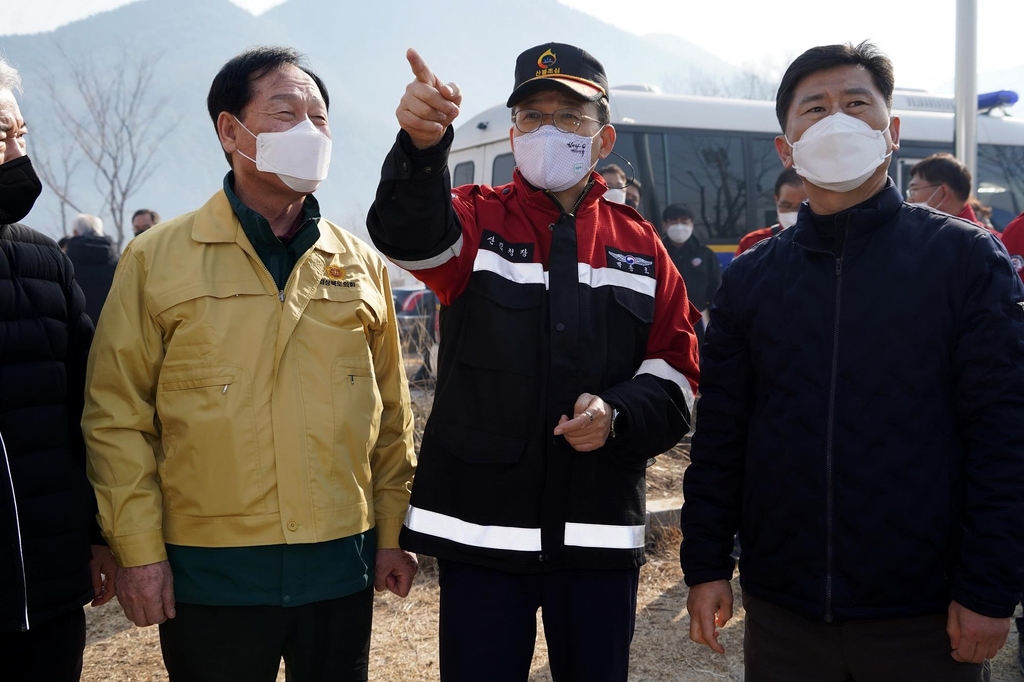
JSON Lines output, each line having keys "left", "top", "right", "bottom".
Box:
{"left": 681, "top": 183, "right": 1024, "bottom": 622}
{"left": 0, "top": 222, "right": 97, "bottom": 633}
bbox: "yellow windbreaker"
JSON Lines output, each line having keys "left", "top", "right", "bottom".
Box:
{"left": 83, "top": 191, "right": 416, "bottom": 567}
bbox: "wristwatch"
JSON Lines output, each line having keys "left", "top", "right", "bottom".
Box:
{"left": 610, "top": 408, "right": 620, "bottom": 439}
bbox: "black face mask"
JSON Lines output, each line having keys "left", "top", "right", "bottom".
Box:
{"left": 0, "top": 156, "right": 44, "bottom": 225}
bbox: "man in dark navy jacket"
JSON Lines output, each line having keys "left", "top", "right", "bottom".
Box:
{"left": 0, "top": 56, "right": 117, "bottom": 681}
{"left": 681, "top": 42, "right": 1024, "bottom": 681}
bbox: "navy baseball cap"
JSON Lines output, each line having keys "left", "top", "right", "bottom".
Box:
{"left": 506, "top": 42, "right": 608, "bottom": 108}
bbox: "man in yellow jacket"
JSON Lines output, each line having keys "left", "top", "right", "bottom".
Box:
{"left": 82, "top": 47, "right": 417, "bottom": 682}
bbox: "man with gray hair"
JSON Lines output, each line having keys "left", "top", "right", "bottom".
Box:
{"left": 65, "top": 213, "right": 119, "bottom": 324}
{"left": 0, "top": 56, "right": 118, "bottom": 680}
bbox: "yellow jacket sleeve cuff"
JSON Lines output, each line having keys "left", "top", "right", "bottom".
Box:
{"left": 375, "top": 516, "right": 406, "bottom": 549}
{"left": 106, "top": 530, "right": 168, "bottom": 568}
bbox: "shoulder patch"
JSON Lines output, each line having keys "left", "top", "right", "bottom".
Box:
{"left": 606, "top": 246, "right": 655, "bottom": 278}
{"left": 1010, "top": 254, "right": 1023, "bottom": 273}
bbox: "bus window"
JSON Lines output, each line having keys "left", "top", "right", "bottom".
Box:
{"left": 977, "top": 144, "right": 1024, "bottom": 229}
{"left": 666, "top": 131, "right": 747, "bottom": 242}
{"left": 492, "top": 153, "right": 515, "bottom": 186}
{"left": 452, "top": 161, "right": 475, "bottom": 187}
{"left": 750, "top": 137, "right": 785, "bottom": 230}
{"left": 610, "top": 130, "right": 667, "bottom": 224}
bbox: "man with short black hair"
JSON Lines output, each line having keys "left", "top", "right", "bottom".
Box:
{"left": 735, "top": 167, "right": 807, "bottom": 256}
{"left": 84, "top": 46, "right": 417, "bottom": 681}
{"left": 598, "top": 163, "right": 627, "bottom": 203}
{"left": 682, "top": 41, "right": 1024, "bottom": 681}
{"left": 369, "top": 43, "right": 700, "bottom": 682}
{"left": 907, "top": 152, "right": 983, "bottom": 226}
{"left": 131, "top": 208, "right": 159, "bottom": 237}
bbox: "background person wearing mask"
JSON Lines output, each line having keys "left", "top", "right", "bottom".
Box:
{"left": 83, "top": 47, "right": 417, "bottom": 681}
{"left": 681, "top": 41, "right": 1024, "bottom": 680}
{"left": 598, "top": 163, "right": 627, "bottom": 203}
{"left": 64, "top": 213, "right": 119, "bottom": 325}
{"left": 0, "top": 55, "right": 117, "bottom": 682}
{"left": 735, "top": 167, "right": 807, "bottom": 256}
{"left": 661, "top": 204, "right": 720, "bottom": 346}
{"left": 368, "top": 43, "right": 700, "bottom": 682}
{"left": 131, "top": 208, "right": 160, "bottom": 237}
{"left": 906, "top": 152, "right": 984, "bottom": 227}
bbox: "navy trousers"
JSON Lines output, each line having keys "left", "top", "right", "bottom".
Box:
{"left": 437, "top": 559, "right": 640, "bottom": 682}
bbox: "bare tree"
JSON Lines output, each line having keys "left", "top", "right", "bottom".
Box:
{"left": 34, "top": 137, "right": 86, "bottom": 236}
{"left": 42, "top": 49, "right": 176, "bottom": 248}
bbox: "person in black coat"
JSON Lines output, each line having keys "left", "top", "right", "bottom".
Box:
{"left": 661, "top": 204, "right": 721, "bottom": 347}
{"left": 0, "top": 56, "right": 117, "bottom": 682}
{"left": 681, "top": 42, "right": 1024, "bottom": 679}
{"left": 64, "top": 214, "right": 119, "bottom": 325}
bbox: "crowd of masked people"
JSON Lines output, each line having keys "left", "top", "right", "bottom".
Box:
{"left": 1, "top": 36, "right": 1023, "bottom": 682}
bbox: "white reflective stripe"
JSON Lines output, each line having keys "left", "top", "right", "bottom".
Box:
{"left": 389, "top": 234, "right": 464, "bottom": 271}
{"left": 578, "top": 263, "right": 656, "bottom": 298}
{"left": 404, "top": 506, "right": 542, "bottom": 552}
{"left": 636, "top": 358, "right": 696, "bottom": 411}
{"left": 564, "top": 522, "right": 646, "bottom": 549}
{"left": 473, "top": 249, "right": 549, "bottom": 286}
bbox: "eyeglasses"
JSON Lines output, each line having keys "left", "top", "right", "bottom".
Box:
{"left": 905, "top": 183, "right": 940, "bottom": 199}
{"left": 511, "top": 108, "right": 601, "bottom": 134}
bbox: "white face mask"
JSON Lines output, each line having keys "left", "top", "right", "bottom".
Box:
{"left": 234, "top": 117, "right": 332, "bottom": 193}
{"left": 604, "top": 187, "right": 627, "bottom": 203}
{"left": 908, "top": 186, "right": 941, "bottom": 210}
{"left": 513, "top": 124, "right": 600, "bottom": 193}
{"left": 777, "top": 211, "right": 799, "bottom": 229}
{"left": 666, "top": 222, "right": 693, "bottom": 244}
{"left": 787, "top": 113, "right": 892, "bottom": 193}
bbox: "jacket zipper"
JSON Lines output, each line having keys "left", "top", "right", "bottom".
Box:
{"left": 251, "top": 254, "right": 285, "bottom": 301}
{"left": 544, "top": 179, "right": 596, "bottom": 219}
{"left": 824, "top": 222, "right": 847, "bottom": 623}
{"left": 1, "top": 432, "right": 29, "bottom": 631}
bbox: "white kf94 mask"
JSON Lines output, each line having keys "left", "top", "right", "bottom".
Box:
{"left": 234, "top": 117, "right": 332, "bottom": 194}
{"left": 787, "top": 113, "right": 892, "bottom": 193}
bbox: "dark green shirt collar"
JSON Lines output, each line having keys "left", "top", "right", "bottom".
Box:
{"left": 223, "top": 171, "right": 322, "bottom": 290}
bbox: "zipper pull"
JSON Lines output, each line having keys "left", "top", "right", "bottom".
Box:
{"left": 278, "top": 290, "right": 285, "bottom": 302}
{"left": 222, "top": 384, "right": 228, "bottom": 394}
{"left": 835, "top": 258, "right": 842, "bottom": 276}
{"left": 349, "top": 374, "right": 355, "bottom": 385}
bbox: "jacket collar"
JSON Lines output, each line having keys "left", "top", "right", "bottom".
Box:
{"left": 512, "top": 169, "right": 607, "bottom": 219}
{"left": 790, "top": 179, "right": 903, "bottom": 251}
{"left": 192, "top": 189, "right": 345, "bottom": 255}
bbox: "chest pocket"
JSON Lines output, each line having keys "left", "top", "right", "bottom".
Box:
{"left": 457, "top": 276, "right": 544, "bottom": 377}
{"left": 302, "top": 281, "right": 386, "bottom": 356}
{"left": 605, "top": 286, "right": 655, "bottom": 384}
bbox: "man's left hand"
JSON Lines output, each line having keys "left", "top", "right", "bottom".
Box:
{"left": 553, "top": 393, "right": 612, "bottom": 452}
{"left": 947, "top": 600, "right": 1011, "bottom": 663}
{"left": 89, "top": 545, "right": 118, "bottom": 607}
{"left": 375, "top": 548, "right": 418, "bottom": 598}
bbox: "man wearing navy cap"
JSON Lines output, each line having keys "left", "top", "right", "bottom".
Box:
{"left": 367, "top": 44, "right": 701, "bottom": 681}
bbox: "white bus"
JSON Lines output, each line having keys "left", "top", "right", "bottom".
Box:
{"left": 447, "top": 87, "right": 1024, "bottom": 266}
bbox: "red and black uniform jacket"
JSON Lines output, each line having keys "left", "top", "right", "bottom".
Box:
{"left": 368, "top": 129, "right": 700, "bottom": 572}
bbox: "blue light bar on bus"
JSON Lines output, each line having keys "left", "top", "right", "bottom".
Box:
{"left": 978, "top": 90, "right": 1019, "bottom": 110}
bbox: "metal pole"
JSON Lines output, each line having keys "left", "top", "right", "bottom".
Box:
{"left": 954, "top": 0, "right": 978, "bottom": 190}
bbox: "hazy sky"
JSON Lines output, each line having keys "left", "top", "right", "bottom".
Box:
{"left": 6, "top": 0, "right": 1024, "bottom": 92}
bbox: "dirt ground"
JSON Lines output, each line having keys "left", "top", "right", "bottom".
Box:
{"left": 80, "top": 440, "right": 1022, "bottom": 681}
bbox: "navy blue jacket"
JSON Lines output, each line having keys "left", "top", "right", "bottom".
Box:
{"left": 680, "top": 183, "right": 1024, "bottom": 622}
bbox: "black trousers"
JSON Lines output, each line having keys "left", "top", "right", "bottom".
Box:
{"left": 437, "top": 559, "right": 640, "bottom": 682}
{"left": 0, "top": 607, "right": 85, "bottom": 682}
{"left": 743, "top": 592, "right": 988, "bottom": 682}
{"left": 159, "top": 587, "right": 373, "bottom": 682}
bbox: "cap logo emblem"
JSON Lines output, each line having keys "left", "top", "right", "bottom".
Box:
{"left": 537, "top": 49, "right": 557, "bottom": 70}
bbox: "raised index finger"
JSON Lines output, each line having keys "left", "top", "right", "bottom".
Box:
{"left": 406, "top": 48, "right": 435, "bottom": 86}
